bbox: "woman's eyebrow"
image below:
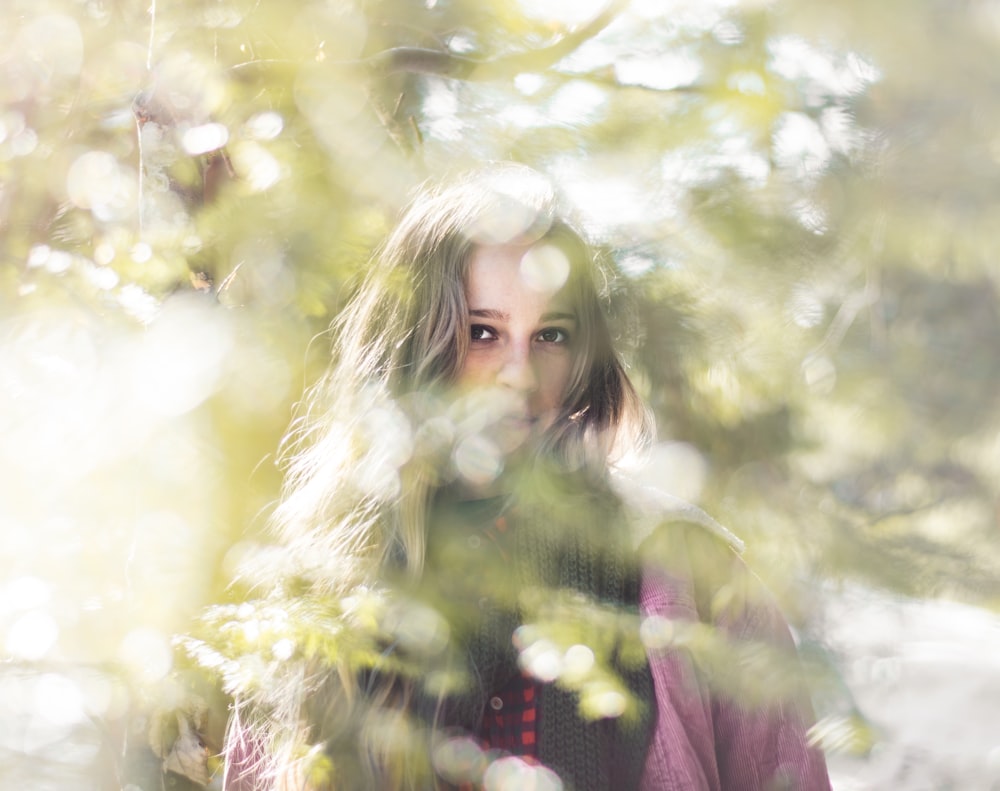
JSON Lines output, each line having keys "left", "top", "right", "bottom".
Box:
{"left": 469, "top": 308, "right": 508, "bottom": 320}
{"left": 541, "top": 311, "right": 577, "bottom": 323}
{"left": 468, "top": 309, "right": 577, "bottom": 323}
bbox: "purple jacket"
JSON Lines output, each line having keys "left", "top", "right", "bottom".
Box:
{"left": 638, "top": 564, "right": 832, "bottom": 791}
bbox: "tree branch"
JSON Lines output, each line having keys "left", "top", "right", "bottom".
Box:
{"left": 368, "top": 0, "right": 631, "bottom": 80}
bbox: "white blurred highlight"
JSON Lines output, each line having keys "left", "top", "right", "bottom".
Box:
{"left": 520, "top": 244, "right": 570, "bottom": 294}
{"left": 803, "top": 355, "right": 837, "bottom": 395}
{"left": 232, "top": 141, "right": 282, "bottom": 191}
{"left": 34, "top": 674, "right": 85, "bottom": 727}
{"left": 561, "top": 644, "right": 595, "bottom": 682}
{"left": 16, "top": 14, "right": 84, "bottom": 79}
{"left": 182, "top": 122, "right": 230, "bottom": 155}
{"left": 639, "top": 614, "right": 676, "bottom": 650}
{"left": 382, "top": 601, "right": 450, "bottom": 657}
{"left": 517, "top": 638, "right": 563, "bottom": 682}
{"left": 516, "top": 0, "right": 605, "bottom": 25}
{"left": 2, "top": 576, "right": 51, "bottom": 611}
{"left": 584, "top": 685, "right": 627, "bottom": 718}
{"left": 466, "top": 170, "right": 553, "bottom": 245}
{"left": 67, "top": 151, "right": 137, "bottom": 220}
{"left": 119, "top": 627, "right": 173, "bottom": 683}
{"left": 131, "top": 296, "right": 232, "bottom": 417}
{"left": 354, "top": 405, "right": 414, "bottom": 500}
{"left": 5, "top": 612, "right": 58, "bottom": 660}
{"left": 453, "top": 434, "right": 503, "bottom": 487}
{"left": 632, "top": 442, "right": 708, "bottom": 504}
{"left": 272, "top": 638, "right": 295, "bottom": 661}
{"left": 484, "top": 756, "right": 563, "bottom": 791}
{"left": 433, "top": 736, "right": 487, "bottom": 784}
{"left": 244, "top": 112, "right": 285, "bottom": 140}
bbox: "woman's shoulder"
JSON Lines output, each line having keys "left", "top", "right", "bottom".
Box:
{"left": 609, "top": 471, "right": 744, "bottom": 554}
{"left": 612, "top": 472, "right": 792, "bottom": 638}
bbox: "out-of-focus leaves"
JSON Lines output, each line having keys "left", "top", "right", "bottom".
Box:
{"left": 4, "top": 0, "right": 1000, "bottom": 788}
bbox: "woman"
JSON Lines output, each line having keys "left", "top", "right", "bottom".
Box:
{"left": 221, "top": 165, "right": 832, "bottom": 791}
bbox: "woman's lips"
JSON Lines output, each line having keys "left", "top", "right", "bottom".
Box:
{"left": 493, "top": 414, "right": 534, "bottom": 450}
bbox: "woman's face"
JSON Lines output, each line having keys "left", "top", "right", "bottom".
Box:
{"left": 456, "top": 242, "right": 577, "bottom": 443}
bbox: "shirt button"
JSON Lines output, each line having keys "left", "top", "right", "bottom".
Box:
{"left": 467, "top": 536, "right": 482, "bottom": 549}
{"left": 489, "top": 696, "right": 503, "bottom": 711}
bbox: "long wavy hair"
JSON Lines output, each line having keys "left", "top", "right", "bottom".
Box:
{"left": 225, "top": 164, "right": 651, "bottom": 791}
{"left": 270, "top": 164, "right": 649, "bottom": 590}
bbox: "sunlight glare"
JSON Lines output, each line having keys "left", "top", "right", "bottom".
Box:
{"left": 132, "top": 296, "right": 232, "bottom": 417}
{"left": 16, "top": 14, "right": 84, "bottom": 80}
{"left": 66, "top": 151, "right": 136, "bottom": 220}
{"left": 5, "top": 612, "right": 59, "bottom": 661}
{"left": 516, "top": 0, "right": 606, "bottom": 26}
{"left": 119, "top": 627, "right": 173, "bottom": 683}
{"left": 35, "top": 674, "right": 85, "bottom": 727}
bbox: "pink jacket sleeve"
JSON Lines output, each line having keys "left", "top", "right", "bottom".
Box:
{"left": 639, "top": 564, "right": 832, "bottom": 791}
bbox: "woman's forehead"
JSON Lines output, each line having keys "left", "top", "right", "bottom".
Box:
{"left": 465, "top": 242, "right": 576, "bottom": 310}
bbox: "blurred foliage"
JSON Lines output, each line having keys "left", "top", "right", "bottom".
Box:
{"left": 3, "top": 0, "right": 1000, "bottom": 788}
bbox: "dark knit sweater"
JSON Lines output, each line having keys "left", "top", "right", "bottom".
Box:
{"left": 422, "top": 470, "right": 655, "bottom": 791}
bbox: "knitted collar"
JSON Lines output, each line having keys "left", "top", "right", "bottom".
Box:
{"left": 424, "top": 470, "right": 654, "bottom": 791}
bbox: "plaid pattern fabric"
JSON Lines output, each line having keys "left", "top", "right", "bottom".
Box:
{"left": 477, "top": 511, "right": 540, "bottom": 756}
{"left": 478, "top": 672, "right": 540, "bottom": 757}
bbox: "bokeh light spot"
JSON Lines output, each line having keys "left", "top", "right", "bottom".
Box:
{"left": 182, "top": 122, "right": 230, "bottom": 155}
{"left": 2, "top": 576, "right": 51, "bottom": 612}
{"left": 17, "top": 14, "right": 84, "bottom": 79}
{"left": 35, "top": 674, "right": 85, "bottom": 727}
{"left": 130, "top": 242, "right": 153, "bottom": 263}
{"left": 633, "top": 442, "right": 707, "bottom": 504}
{"left": 231, "top": 141, "right": 282, "bottom": 191}
{"left": 518, "top": 638, "right": 563, "bottom": 682}
{"left": 583, "top": 684, "right": 627, "bottom": 719}
{"left": 516, "top": 0, "right": 606, "bottom": 26}
{"left": 272, "top": 638, "right": 295, "bottom": 661}
{"left": 383, "top": 601, "right": 450, "bottom": 656}
{"left": 520, "top": 244, "right": 570, "bottom": 294}
{"left": 5, "top": 612, "right": 59, "bottom": 660}
{"left": 119, "top": 627, "right": 173, "bottom": 683}
{"left": 94, "top": 242, "right": 116, "bottom": 266}
{"left": 466, "top": 171, "right": 553, "bottom": 244}
{"left": 244, "top": 112, "right": 284, "bottom": 140}
{"left": 802, "top": 355, "right": 837, "bottom": 395}
{"left": 453, "top": 434, "right": 503, "bottom": 487}
{"left": 67, "top": 151, "right": 135, "bottom": 219}
{"left": 483, "top": 756, "right": 563, "bottom": 791}
{"left": 433, "top": 736, "right": 487, "bottom": 784}
{"left": 561, "top": 644, "right": 595, "bottom": 682}
{"left": 639, "top": 615, "right": 675, "bottom": 650}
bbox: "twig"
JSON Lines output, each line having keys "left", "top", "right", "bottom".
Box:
{"left": 147, "top": 0, "right": 157, "bottom": 70}
{"left": 368, "top": 0, "right": 630, "bottom": 80}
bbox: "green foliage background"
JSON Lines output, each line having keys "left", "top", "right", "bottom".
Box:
{"left": 2, "top": 0, "right": 1000, "bottom": 788}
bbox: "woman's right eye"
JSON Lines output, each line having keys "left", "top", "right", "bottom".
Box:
{"left": 470, "top": 325, "right": 497, "bottom": 342}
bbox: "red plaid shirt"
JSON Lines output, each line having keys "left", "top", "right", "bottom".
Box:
{"left": 478, "top": 672, "right": 539, "bottom": 757}
{"left": 476, "top": 511, "right": 541, "bottom": 758}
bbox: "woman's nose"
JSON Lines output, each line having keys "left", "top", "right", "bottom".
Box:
{"left": 496, "top": 346, "right": 537, "bottom": 393}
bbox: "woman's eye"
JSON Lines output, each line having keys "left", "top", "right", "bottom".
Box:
{"left": 537, "top": 327, "right": 569, "bottom": 344}
{"left": 470, "top": 325, "right": 497, "bottom": 341}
